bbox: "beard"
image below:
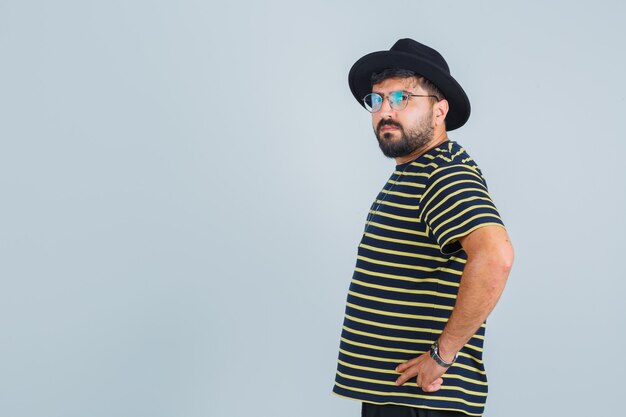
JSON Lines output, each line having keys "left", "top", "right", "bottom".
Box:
{"left": 375, "top": 113, "right": 434, "bottom": 159}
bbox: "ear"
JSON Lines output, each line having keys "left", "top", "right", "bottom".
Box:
{"left": 433, "top": 99, "right": 449, "bottom": 128}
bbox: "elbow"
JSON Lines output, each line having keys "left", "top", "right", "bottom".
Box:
{"left": 486, "top": 232, "right": 515, "bottom": 276}
{"left": 476, "top": 241, "right": 515, "bottom": 274}
{"left": 479, "top": 242, "right": 514, "bottom": 285}
{"left": 486, "top": 248, "right": 513, "bottom": 297}
{"left": 491, "top": 244, "right": 514, "bottom": 290}
{"left": 460, "top": 226, "right": 515, "bottom": 282}
{"left": 500, "top": 244, "right": 515, "bottom": 275}
{"left": 491, "top": 241, "right": 514, "bottom": 276}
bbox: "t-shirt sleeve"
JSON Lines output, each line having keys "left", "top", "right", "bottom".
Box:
{"left": 420, "top": 163, "right": 505, "bottom": 255}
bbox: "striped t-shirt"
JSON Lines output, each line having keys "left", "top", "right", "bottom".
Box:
{"left": 333, "top": 140, "right": 505, "bottom": 416}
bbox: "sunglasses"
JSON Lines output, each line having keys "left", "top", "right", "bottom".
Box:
{"left": 363, "top": 90, "right": 440, "bottom": 113}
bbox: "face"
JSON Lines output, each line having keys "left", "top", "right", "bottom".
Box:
{"left": 371, "top": 77, "right": 435, "bottom": 159}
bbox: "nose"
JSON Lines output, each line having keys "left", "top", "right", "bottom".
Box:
{"left": 377, "top": 95, "right": 395, "bottom": 118}
{"left": 373, "top": 99, "right": 396, "bottom": 130}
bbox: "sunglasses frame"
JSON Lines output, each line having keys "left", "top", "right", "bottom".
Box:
{"left": 363, "top": 90, "right": 440, "bottom": 113}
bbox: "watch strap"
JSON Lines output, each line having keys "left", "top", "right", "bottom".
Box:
{"left": 429, "top": 339, "right": 457, "bottom": 368}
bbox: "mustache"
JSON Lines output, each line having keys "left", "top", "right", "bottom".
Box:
{"left": 377, "top": 119, "right": 403, "bottom": 132}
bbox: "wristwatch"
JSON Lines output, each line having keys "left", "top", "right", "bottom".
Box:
{"left": 429, "top": 339, "right": 458, "bottom": 368}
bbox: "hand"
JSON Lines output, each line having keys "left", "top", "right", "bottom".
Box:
{"left": 395, "top": 352, "right": 447, "bottom": 392}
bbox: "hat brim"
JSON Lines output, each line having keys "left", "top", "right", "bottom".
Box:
{"left": 348, "top": 50, "right": 471, "bottom": 131}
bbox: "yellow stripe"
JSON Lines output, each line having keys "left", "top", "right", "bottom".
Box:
{"left": 452, "top": 362, "right": 486, "bottom": 375}
{"left": 359, "top": 243, "right": 453, "bottom": 263}
{"left": 369, "top": 210, "right": 421, "bottom": 223}
{"left": 340, "top": 337, "right": 426, "bottom": 355}
{"left": 388, "top": 179, "right": 426, "bottom": 189}
{"left": 450, "top": 256, "right": 466, "bottom": 263}
{"left": 457, "top": 352, "right": 484, "bottom": 364}
{"left": 346, "top": 307, "right": 448, "bottom": 327}
{"left": 443, "top": 374, "right": 488, "bottom": 386}
{"left": 433, "top": 153, "right": 461, "bottom": 163}
{"left": 445, "top": 148, "right": 468, "bottom": 162}
{"left": 340, "top": 337, "right": 484, "bottom": 364}
{"left": 381, "top": 188, "right": 422, "bottom": 199}
{"left": 364, "top": 221, "right": 428, "bottom": 237}
{"left": 336, "top": 368, "right": 394, "bottom": 376}
{"left": 450, "top": 148, "right": 466, "bottom": 160}
{"left": 374, "top": 199, "right": 420, "bottom": 210}
{"left": 422, "top": 148, "right": 468, "bottom": 164}
{"left": 463, "top": 343, "right": 484, "bottom": 353}
{"left": 434, "top": 154, "right": 450, "bottom": 162}
{"left": 364, "top": 232, "right": 437, "bottom": 249}
{"left": 348, "top": 290, "right": 454, "bottom": 311}
{"left": 351, "top": 278, "right": 458, "bottom": 300}
{"left": 357, "top": 255, "right": 462, "bottom": 276}
{"left": 336, "top": 370, "right": 488, "bottom": 397}
{"left": 338, "top": 360, "right": 397, "bottom": 373}
{"left": 435, "top": 144, "right": 451, "bottom": 153}
{"left": 339, "top": 348, "right": 404, "bottom": 364}
{"left": 354, "top": 267, "right": 460, "bottom": 288}
{"left": 409, "top": 161, "right": 439, "bottom": 169}
{"left": 428, "top": 196, "right": 493, "bottom": 225}
{"left": 343, "top": 325, "right": 437, "bottom": 342}
{"left": 428, "top": 163, "right": 483, "bottom": 183}
{"left": 394, "top": 170, "right": 429, "bottom": 177}
{"left": 438, "top": 213, "right": 501, "bottom": 239}
{"left": 431, "top": 154, "right": 451, "bottom": 164}
{"left": 432, "top": 205, "right": 498, "bottom": 236}
{"left": 334, "top": 381, "right": 486, "bottom": 407}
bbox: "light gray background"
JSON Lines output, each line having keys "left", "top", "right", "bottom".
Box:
{"left": 1, "top": 1, "right": 624, "bottom": 416}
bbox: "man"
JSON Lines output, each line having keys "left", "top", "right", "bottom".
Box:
{"left": 333, "top": 39, "right": 514, "bottom": 417}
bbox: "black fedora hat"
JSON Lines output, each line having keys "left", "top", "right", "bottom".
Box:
{"left": 348, "top": 38, "right": 471, "bottom": 131}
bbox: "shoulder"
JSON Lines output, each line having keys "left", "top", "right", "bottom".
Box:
{"left": 427, "top": 141, "right": 483, "bottom": 176}
{"left": 420, "top": 141, "right": 488, "bottom": 196}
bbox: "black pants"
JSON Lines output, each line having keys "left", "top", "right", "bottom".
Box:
{"left": 362, "top": 403, "right": 465, "bottom": 417}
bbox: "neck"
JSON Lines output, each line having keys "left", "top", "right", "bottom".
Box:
{"left": 394, "top": 131, "right": 449, "bottom": 165}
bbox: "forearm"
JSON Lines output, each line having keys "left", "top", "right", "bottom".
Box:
{"left": 437, "top": 228, "right": 514, "bottom": 361}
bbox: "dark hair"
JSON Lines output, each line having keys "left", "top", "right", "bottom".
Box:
{"left": 371, "top": 68, "right": 444, "bottom": 102}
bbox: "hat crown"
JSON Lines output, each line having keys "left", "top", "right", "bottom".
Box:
{"left": 390, "top": 38, "right": 450, "bottom": 74}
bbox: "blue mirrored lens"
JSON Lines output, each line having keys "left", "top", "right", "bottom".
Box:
{"left": 364, "top": 93, "right": 382, "bottom": 112}
{"left": 389, "top": 91, "right": 405, "bottom": 108}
